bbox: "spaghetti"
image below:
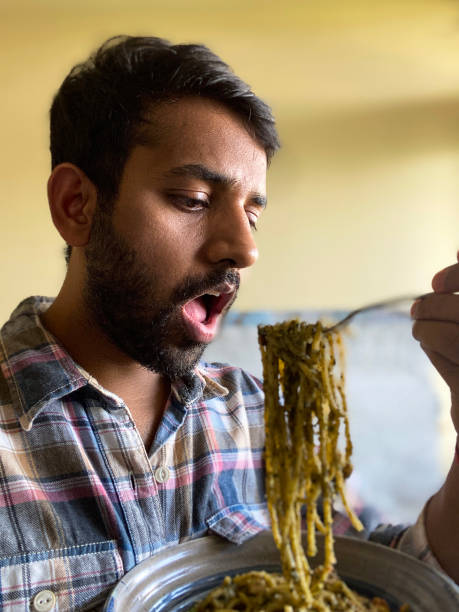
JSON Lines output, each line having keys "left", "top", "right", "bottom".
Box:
{"left": 192, "top": 320, "right": 408, "bottom": 612}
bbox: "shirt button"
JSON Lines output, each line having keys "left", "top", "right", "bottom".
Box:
{"left": 32, "top": 590, "right": 56, "bottom": 612}
{"left": 154, "top": 465, "right": 170, "bottom": 484}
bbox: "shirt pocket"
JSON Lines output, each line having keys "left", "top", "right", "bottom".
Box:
{"left": 0, "top": 540, "right": 123, "bottom": 612}
{"left": 206, "top": 503, "right": 270, "bottom": 545}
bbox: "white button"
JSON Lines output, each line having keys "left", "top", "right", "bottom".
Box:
{"left": 33, "top": 590, "right": 56, "bottom": 612}
{"left": 154, "top": 465, "right": 170, "bottom": 483}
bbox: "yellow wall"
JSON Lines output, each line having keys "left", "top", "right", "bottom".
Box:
{"left": 1, "top": 0, "right": 459, "bottom": 321}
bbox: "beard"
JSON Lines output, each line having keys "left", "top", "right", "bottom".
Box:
{"left": 83, "top": 207, "right": 239, "bottom": 380}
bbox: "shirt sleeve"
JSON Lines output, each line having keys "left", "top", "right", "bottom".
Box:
{"left": 368, "top": 502, "right": 445, "bottom": 574}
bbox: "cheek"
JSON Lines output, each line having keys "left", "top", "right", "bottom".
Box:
{"left": 113, "top": 193, "right": 206, "bottom": 278}
{"left": 142, "top": 219, "right": 203, "bottom": 265}
{"left": 130, "top": 218, "right": 205, "bottom": 289}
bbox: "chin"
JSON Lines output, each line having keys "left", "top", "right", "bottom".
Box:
{"left": 135, "top": 342, "right": 206, "bottom": 380}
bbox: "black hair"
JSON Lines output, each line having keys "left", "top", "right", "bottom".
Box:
{"left": 50, "top": 35, "right": 280, "bottom": 262}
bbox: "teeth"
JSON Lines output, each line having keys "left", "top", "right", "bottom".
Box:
{"left": 199, "top": 284, "right": 234, "bottom": 300}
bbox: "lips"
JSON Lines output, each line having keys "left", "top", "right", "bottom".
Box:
{"left": 181, "top": 282, "right": 236, "bottom": 343}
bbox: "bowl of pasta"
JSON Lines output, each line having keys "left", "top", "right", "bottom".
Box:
{"left": 104, "top": 530, "right": 459, "bottom": 612}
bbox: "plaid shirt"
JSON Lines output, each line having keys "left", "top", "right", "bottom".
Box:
{"left": 0, "top": 297, "right": 437, "bottom": 611}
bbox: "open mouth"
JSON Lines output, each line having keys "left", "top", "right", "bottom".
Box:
{"left": 181, "top": 284, "right": 236, "bottom": 342}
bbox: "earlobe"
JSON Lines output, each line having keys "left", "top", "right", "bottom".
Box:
{"left": 47, "top": 163, "right": 97, "bottom": 247}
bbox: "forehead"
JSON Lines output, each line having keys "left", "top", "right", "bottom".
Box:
{"left": 135, "top": 97, "right": 267, "bottom": 191}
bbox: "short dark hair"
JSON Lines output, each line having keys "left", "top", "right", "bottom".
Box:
{"left": 50, "top": 34, "right": 279, "bottom": 204}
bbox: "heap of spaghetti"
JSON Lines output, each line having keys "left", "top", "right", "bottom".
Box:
{"left": 192, "top": 321, "right": 406, "bottom": 612}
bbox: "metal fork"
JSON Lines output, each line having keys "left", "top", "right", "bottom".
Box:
{"left": 323, "top": 293, "right": 428, "bottom": 334}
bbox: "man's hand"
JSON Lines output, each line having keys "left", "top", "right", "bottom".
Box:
{"left": 411, "top": 256, "right": 459, "bottom": 434}
{"left": 411, "top": 255, "right": 459, "bottom": 584}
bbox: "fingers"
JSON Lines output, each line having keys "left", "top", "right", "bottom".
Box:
{"left": 412, "top": 320, "right": 459, "bottom": 365}
{"left": 432, "top": 262, "right": 459, "bottom": 293}
{"left": 412, "top": 257, "right": 459, "bottom": 436}
{"left": 416, "top": 346, "right": 459, "bottom": 429}
{"left": 411, "top": 293, "right": 459, "bottom": 323}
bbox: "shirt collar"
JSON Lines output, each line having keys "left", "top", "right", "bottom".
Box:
{"left": 0, "top": 297, "right": 88, "bottom": 431}
{"left": 170, "top": 368, "right": 229, "bottom": 406}
{"left": 0, "top": 297, "right": 229, "bottom": 431}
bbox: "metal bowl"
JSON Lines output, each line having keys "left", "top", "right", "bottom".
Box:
{"left": 104, "top": 532, "right": 459, "bottom": 611}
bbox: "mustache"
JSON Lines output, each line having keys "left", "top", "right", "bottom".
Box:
{"left": 172, "top": 269, "right": 240, "bottom": 304}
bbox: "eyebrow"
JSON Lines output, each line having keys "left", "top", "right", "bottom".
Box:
{"left": 164, "top": 163, "right": 267, "bottom": 209}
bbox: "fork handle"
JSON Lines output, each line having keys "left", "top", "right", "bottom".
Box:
{"left": 324, "top": 293, "right": 428, "bottom": 333}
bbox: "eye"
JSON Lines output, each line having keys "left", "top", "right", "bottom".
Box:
{"left": 168, "top": 193, "right": 209, "bottom": 211}
{"left": 246, "top": 210, "right": 260, "bottom": 231}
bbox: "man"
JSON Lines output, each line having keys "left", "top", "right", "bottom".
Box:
{"left": 0, "top": 35, "right": 457, "bottom": 610}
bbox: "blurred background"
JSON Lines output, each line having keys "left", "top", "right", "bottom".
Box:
{"left": 1, "top": 0, "right": 459, "bottom": 523}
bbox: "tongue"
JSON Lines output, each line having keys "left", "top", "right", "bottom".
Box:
{"left": 183, "top": 297, "right": 207, "bottom": 324}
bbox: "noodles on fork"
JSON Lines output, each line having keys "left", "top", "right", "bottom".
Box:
{"left": 191, "top": 320, "right": 409, "bottom": 612}
{"left": 259, "top": 320, "right": 363, "bottom": 603}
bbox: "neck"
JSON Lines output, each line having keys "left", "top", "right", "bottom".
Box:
{"left": 41, "top": 271, "right": 171, "bottom": 448}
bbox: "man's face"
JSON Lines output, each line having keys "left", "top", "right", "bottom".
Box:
{"left": 84, "top": 97, "right": 267, "bottom": 379}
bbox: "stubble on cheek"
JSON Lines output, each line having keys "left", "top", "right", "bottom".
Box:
{"left": 83, "top": 208, "right": 208, "bottom": 376}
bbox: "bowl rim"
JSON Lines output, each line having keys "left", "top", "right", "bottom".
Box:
{"left": 104, "top": 531, "right": 459, "bottom": 611}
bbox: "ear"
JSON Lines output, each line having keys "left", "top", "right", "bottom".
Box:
{"left": 47, "top": 163, "right": 98, "bottom": 247}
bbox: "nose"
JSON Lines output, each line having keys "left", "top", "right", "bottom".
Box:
{"left": 204, "top": 200, "right": 259, "bottom": 270}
